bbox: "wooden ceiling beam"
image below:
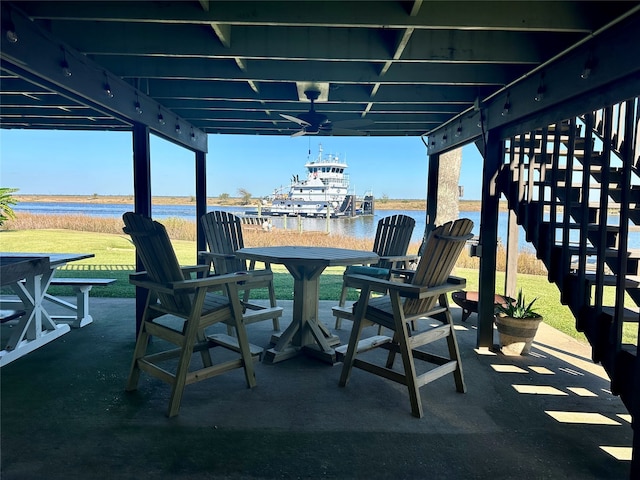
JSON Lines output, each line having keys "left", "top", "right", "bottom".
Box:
{"left": 22, "top": 1, "right": 613, "bottom": 32}
{"left": 426, "top": 11, "right": 640, "bottom": 153}
{"left": 0, "top": 5, "right": 207, "bottom": 151}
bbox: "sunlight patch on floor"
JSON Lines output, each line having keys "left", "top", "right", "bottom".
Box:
{"left": 528, "top": 351, "right": 547, "bottom": 359}
{"left": 513, "top": 385, "right": 567, "bottom": 395}
{"left": 474, "top": 347, "right": 496, "bottom": 356}
{"left": 558, "top": 367, "right": 584, "bottom": 376}
{"left": 529, "top": 366, "right": 554, "bottom": 375}
{"left": 491, "top": 364, "right": 528, "bottom": 373}
{"left": 534, "top": 343, "right": 609, "bottom": 381}
{"left": 616, "top": 414, "right": 632, "bottom": 423}
{"left": 599, "top": 446, "right": 632, "bottom": 461}
{"left": 566, "top": 387, "right": 598, "bottom": 397}
{"left": 545, "top": 411, "right": 621, "bottom": 425}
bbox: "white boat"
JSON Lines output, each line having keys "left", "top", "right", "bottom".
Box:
{"left": 265, "top": 145, "right": 367, "bottom": 217}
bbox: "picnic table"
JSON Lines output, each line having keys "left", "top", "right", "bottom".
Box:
{"left": 0, "top": 253, "right": 95, "bottom": 366}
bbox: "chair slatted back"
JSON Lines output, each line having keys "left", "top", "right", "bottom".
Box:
{"left": 403, "top": 218, "right": 474, "bottom": 316}
{"left": 371, "top": 214, "right": 416, "bottom": 270}
{"left": 201, "top": 211, "right": 247, "bottom": 274}
{"left": 122, "top": 212, "right": 192, "bottom": 314}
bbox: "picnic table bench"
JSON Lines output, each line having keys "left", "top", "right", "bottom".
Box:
{"left": 45, "top": 278, "right": 116, "bottom": 328}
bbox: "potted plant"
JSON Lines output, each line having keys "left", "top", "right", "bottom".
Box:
{"left": 494, "top": 289, "right": 543, "bottom": 356}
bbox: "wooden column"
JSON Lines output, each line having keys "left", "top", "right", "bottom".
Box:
{"left": 425, "top": 152, "right": 440, "bottom": 242}
{"left": 132, "top": 124, "right": 151, "bottom": 217}
{"left": 132, "top": 123, "right": 151, "bottom": 334}
{"left": 195, "top": 150, "right": 207, "bottom": 254}
{"left": 477, "top": 129, "right": 502, "bottom": 348}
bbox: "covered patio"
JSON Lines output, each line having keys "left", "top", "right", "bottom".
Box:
{"left": 0, "top": 298, "right": 632, "bottom": 479}
{"left": 1, "top": 1, "right": 640, "bottom": 477}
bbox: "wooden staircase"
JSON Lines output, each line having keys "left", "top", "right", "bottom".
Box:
{"left": 495, "top": 98, "right": 640, "bottom": 412}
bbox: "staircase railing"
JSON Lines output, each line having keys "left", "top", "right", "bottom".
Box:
{"left": 496, "top": 96, "right": 640, "bottom": 410}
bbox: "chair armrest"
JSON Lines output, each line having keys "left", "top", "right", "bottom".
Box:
{"left": 129, "top": 271, "right": 250, "bottom": 292}
{"left": 389, "top": 268, "right": 416, "bottom": 283}
{"left": 447, "top": 276, "right": 466, "bottom": 285}
{"left": 379, "top": 253, "right": 419, "bottom": 264}
{"left": 180, "top": 264, "right": 210, "bottom": 277}
{"left": 344, "top": 273, "right": 466, "bottom": 300}
{"left": 128, "top": 272, "right": 174, "bottom": 293}
{"left": 343, "top": 274, "right": 414, "bottom": 295}
{"left": 173, "top": 272, "right": 251, "bottom": 290}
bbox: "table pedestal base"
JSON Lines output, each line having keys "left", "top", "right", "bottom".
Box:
{"left": 234, "top": 246, "right": 380, "bottom": 365}
{"left": 265, "top": 320, "right": 341, "bottom": 365}
{"left": 262, "top": 266, "right": 344, "bottom": 365}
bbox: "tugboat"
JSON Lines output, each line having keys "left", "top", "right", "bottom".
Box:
{"left": 264, "top": 145, "right": 370, "bottom": 217}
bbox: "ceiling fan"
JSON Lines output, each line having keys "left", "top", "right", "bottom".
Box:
{"left": 280, "top": 90, "right": 373, "bottom": 137}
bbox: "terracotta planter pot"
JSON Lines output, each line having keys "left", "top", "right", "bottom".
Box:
{"left": 494, "top": 314, "right": 543, "bottom": 356}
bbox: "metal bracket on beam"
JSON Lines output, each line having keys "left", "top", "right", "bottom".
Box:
{"left": 426, "top": 10, "right": 640, "bottom": 156}
{"left": 0, "top": 4, "right": 207, "bottom": 152}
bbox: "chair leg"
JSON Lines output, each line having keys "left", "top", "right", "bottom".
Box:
{"left": 334, "top": 279, "right": 350, "bottom": 329}
{"left": 442, "top": 310, "right": 466, "bottom": 393}
{"left": 268, "top": 281, "right": 280, "bottom": 331}
{"left": 434, "top": 294, "right": 466, "bottom": 393}
{"left": 233, "top": 315, "right": 257, "bottom": 389}
{"left": 447, "top": 326, "right": 466, "bottom": 393}
{"left": 125, "top": 330, "right": 148, "bottom": 391}
{"left": 167, "top": 307, "right": 211, "bottom": 417}
{"left": 126, "top": 308, "right": 152, "bottom": 392}
{"left": 338, "top": 317, "right": 366, "bottom": 387}
{"left": 385, "top": 330, "right": 403, "bottom": 369}
{"left": 198, "top": 329, "right": 213, "bottom": 368}
{"left": 392, "top": 310, "right": 423, "bottom": 418}
{"left": 338, "top": 289, "right": 370, "bottom": 387}
{"left": 167, "top": 336, "right": 196, "bottom": 417}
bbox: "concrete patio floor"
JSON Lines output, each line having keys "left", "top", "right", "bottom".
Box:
{"left": 0, "top": 297, "right": 633, "bottom": 479}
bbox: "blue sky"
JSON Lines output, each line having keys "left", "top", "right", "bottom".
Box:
{"left": 0, "top": 129, "right": 484, "bottom": 200}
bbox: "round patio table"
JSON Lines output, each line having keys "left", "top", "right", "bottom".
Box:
{"left": 236, "top": 246, "right": 379, "bottom": 364}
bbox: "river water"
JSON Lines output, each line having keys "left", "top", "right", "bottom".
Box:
{"left": 13, "top": 201, "right": 639, "bottom": 252}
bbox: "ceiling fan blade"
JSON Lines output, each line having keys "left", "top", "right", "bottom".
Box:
{"left": 280, "top": 113, "right": 311, "bottom": 127}
{"left": 291, "top": 129, "right": 307, "bottom": 137}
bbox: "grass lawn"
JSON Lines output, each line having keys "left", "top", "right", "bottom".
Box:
{"left": 1, "top": 229, "right": 636, "bottom": 345}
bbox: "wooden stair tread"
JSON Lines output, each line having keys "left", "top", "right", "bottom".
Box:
{"left": 559, "top": 245, "right": 639, "bottom": 257}
{"left": 600, "top": 306, "right": 640, "bottom": 323}
{"left": 540, "top": 222, "right": 621, "bottom": 232}
{"left": 578, "top": 273, "right": 640, "bottom": 288}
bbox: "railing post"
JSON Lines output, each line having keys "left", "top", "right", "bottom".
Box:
{"left": 477, "top": 129, "right": 503, "bottom": 349}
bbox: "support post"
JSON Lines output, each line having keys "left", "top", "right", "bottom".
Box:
{"left": 195, "top": 150, "right": 207, "bottom": 255}
{"left": 425, "top": 152, "right": 440, "bottom": 243}
{"left": 477, "top": 129, "right": 502, "bottom": 348}
{"left": 132, "top": 123, "right": 151, "bottom": 335}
